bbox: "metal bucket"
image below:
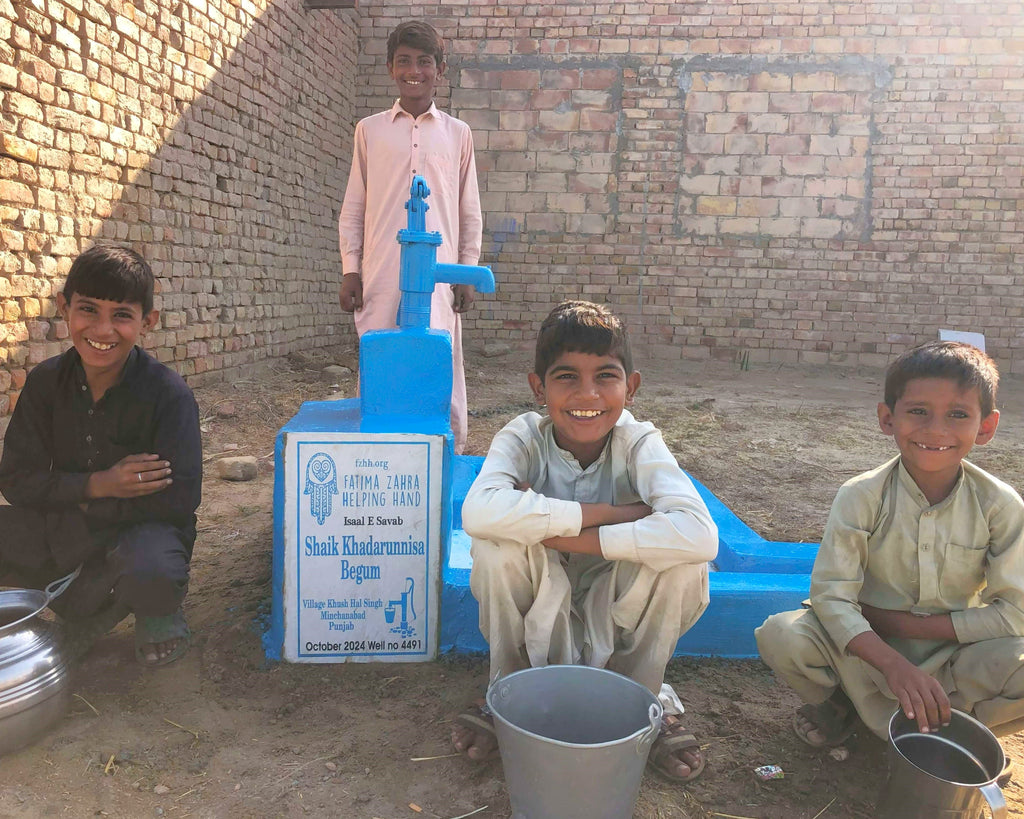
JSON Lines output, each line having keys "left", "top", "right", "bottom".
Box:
{"left": 877, "top": 708, "right": 1006, "bottom": 819}
{"left": 486, "top": 665, "right": 662, "bottom": 819}
{"left": 0, "top": 570, "right": 78, "bottom": 756}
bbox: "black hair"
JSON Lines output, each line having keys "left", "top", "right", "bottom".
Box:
{"left": 534, "top": 300, "right": 633, "bottom": 378}
{"left": 884, "top": 340, "right": 999, "bottom": 417}
{"left": 386, "top": 21, "right": 444, "bottom": 66}
{"left": 63, "top": 245, "right": 154, "bottom": 314}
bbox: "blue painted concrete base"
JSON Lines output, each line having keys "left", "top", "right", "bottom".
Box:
{"left": 442, "top": 456, "right": 818, "bottom": 659}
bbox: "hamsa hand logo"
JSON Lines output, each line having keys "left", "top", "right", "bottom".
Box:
{"left": 304, "top": 452, "right": 337, "bottom": 525}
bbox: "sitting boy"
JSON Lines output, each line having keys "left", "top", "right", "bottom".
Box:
{"left": 756, "top": 341, "right": 1024, "bottom": 761}
{"left": 452, "top": 301, "right": 719, "bottom": 783}
{"left": 0, "top": 245, "right": 202, "bottom": 666}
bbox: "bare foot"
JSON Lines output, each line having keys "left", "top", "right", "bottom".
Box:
{"left": 451, "top": 701, "right": 498, "bottom": 762}
{"left": 793, "top": 709, "right": 830, "bottom": 747}
{"left": 792, "top": 696, "right": 856, "bottom": 748}
{"left": 451, "top": 722, "right": 498, "bottom": 761}
{"left": 648, "top": 715, "right": 705, "bottom": 783}
{"left": 139, "top": 637, "right": 185, "bottom": 666}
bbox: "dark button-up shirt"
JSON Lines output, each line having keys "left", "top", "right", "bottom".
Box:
{"left": 0, "top": 347, "right": 202, "bottom": 547}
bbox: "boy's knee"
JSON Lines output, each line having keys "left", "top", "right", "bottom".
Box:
{"left": 469, "top": 539, "right": 529, "bottom": 580}
{"left": 956, "top": 637, "right": 1024, "bottom": 692}
{"left": 110, "top": 523, "right": 191, "bottom": 615}
{"left": 117, "top": 571, "right": 187, "bottom": 616}
{"left": 755, "top": 608, "right": 808, "bottom": 664}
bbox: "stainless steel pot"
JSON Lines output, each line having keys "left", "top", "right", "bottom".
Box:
{"left": 0, "top": 569, "right": 78, "bottom": 756}
{"left": 877, "top": 708, "right": 1007, "bottom": 819}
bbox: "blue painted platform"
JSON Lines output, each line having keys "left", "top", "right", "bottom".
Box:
{"left": 442, "top": 456, "right": 818, "bottom": 659}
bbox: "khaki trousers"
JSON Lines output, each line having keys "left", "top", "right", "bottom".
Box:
{"left": 756, "top": 608, "right": 1024, "bottom": 738}
{"left": 470, "top": 538, "right": 709, "bottom": 712}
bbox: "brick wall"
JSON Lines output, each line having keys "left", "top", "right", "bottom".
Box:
{"left": 0, "top": 0, "right": 361, "bottom": 413}
{"left": 354, "top": 2, "right": 1024, "bottom": 373}
{"left": 4, "top": 1, "right": 1022, "bottom": 418}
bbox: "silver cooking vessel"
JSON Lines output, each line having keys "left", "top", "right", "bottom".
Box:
{"left": 0, "top": 569, "right": 78, "bottom": 756}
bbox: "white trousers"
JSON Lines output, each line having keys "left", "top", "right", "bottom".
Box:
{"left": 470, "top": 538, "right": 710, "bottom": 715}
{"left": 756, "top": 607, "right": 1024, "bottom": 738}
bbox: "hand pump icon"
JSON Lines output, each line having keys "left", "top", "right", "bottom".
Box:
{"left": 384, "top": 577, "right": 416, "bottom": 638}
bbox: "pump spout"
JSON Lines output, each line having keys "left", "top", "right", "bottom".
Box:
{"left": 434, "top": 262, "right": 495, "bottom": 294}
{"left": 396, "top": 174, "right": 497, "bottom": 329}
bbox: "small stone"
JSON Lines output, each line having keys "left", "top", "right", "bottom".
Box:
{"left": 482, "top": 341, "right": 512, "bottom": 358}
{"left": 828, "top": 746, "right": 850, "bottom": 762}
{"left": 215, "top": 402, "right": 238, "bottom": 418}
{"left": 322, "top": 365, "right": 352, "bottom": 381}
{"left": 215, "top": 456, "right": 258, "bottom": 481}
{"left": 324, "top": 761, "right": 337, "bottom": 771}
{"left": 234, "top": 783, "right": 241, "bottom": 791}
{"left": 153, "top": 785, "right": 170, "bottom": 795}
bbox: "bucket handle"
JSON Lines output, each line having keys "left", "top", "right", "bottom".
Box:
{"left": 636, "top": 703, "right": 662, "bottom": 757}
{"left": 43, "top": 565, "right": 82, "bottom": 606}
{"left": 980, "top": 781, "right": 1006, "bottom": 819}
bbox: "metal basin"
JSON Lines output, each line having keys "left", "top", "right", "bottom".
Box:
{"left": 0, "top": 575, "right": 75, "bottom": 756}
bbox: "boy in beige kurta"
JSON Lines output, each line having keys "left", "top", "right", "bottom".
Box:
{"left": 452, "top": 301, "right": 719, "bottom": 784}
{"left": 757, "top": 341, "right": 1024, "bottom": 758}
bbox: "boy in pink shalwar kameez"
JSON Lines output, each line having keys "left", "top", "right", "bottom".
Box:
{"left": 338, "top": 20, "right": 483, "bottom": 454}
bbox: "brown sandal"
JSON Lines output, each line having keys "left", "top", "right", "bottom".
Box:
{"left": 647, "top": 716, "right": 706, "bottom": 784}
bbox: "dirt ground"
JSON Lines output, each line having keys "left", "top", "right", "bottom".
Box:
{"left": 2, "top": 346, "right": 1023, "bottom": 819}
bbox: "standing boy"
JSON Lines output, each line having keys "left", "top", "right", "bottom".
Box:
{"left": 0, "top": 245, "right": 202, "bottom": 666}
{"left": 757, "top": 341, "right": 1024, "bottom": 757}
{"left": 452, "top": 301, "right": 719, "bottom": 783}
{"left": 338, "top": 20, "right": 483, "bottom": 454}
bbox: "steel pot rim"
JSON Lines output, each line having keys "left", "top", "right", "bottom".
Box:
{"left": 0, "top": 589, "right": 52, "bottom": 637}
{"left": 0, "top": 569, "right": 80, "bottom": 637}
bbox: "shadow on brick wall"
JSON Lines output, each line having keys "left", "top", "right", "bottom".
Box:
{"left": 2, "top": 0, "right": 363, "bottom": 408}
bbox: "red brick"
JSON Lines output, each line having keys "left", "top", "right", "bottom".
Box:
{"left": 500, "top": 70, "right": 540, "bottom": 90}
{"left": 579, "top": 110, "right": 617, "bottom": 131}
{"left": 767, "top": 134, "right": 809, "bottom": 155}
{"left": 811, "top": 92, "right": 851, "bottom": 113}
{"left": 768, "top": 93, "right": 810, "bottom": 113}
{"left": 530, "top": 89, "right": 571, "bottom": 108}
{"left": 580, "top": 69, "right": 619, "bottom": 90}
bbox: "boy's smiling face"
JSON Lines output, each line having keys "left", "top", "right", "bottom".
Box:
{"left": 58, "top": 292, "right": 157, "bottom": 390}
{"left": 529, "top": 350, "right": 641, "bottom": 467}
{"left": 877, "top": 376, "right": 999, "bottom": 502}
{"left": 388, "top": 45, "right": 444, "bottom": 116}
